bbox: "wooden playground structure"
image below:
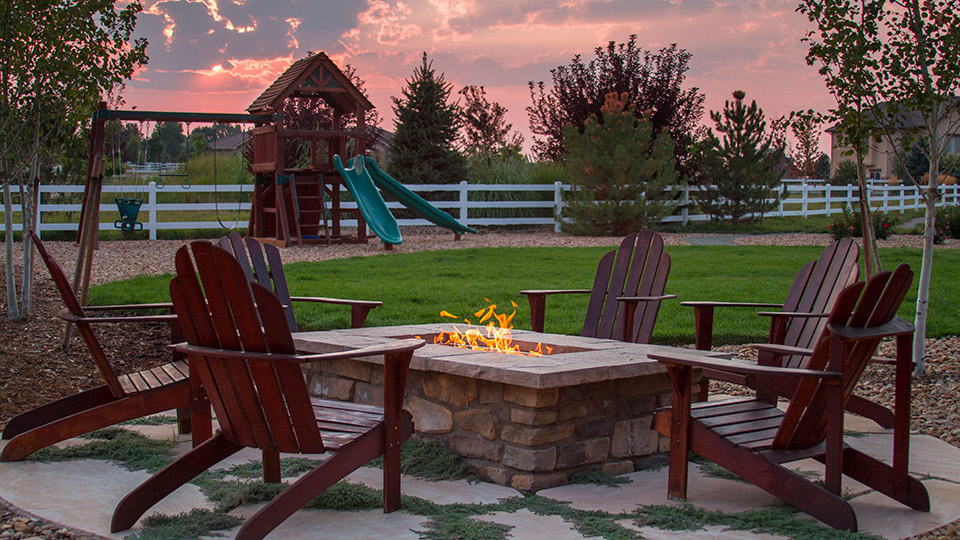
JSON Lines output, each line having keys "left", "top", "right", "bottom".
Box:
{"left": 74, "top": 53, "right": 380, "bottom": 312}
{"left": 246, "top": 52, "right": 376, "bottom": 247}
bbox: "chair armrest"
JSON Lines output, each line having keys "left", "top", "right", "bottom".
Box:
{"left": 649, "top": 349, "right": 841, "bottom": 380}
{"left": 749, "top": 342, "right": 815, "bottom": 358}
{"left": 757, "top": 311, "right": 829, "bottom": 319}
{"left": 289, "top": 296, "right": 382, "bottom": 308}
{"left": 289, "top": 296, "right": 383, "bottom": 328}
{"left": 681, "top": 301, "right": 783, "bottom": 309}
{"left": 85, "top": 303, "right": 174, "bottom": 311}
{"left": 58, "top": 308, "right": 176, "bottom": 324}
{"left": 174, "top": 338, "right": 425, "bottom": 364}
{"left": 682, "top": 300, "right": 785, "bottom": 351}
{"left": 520, "top": 289, "right": 591, "bottom": 333}
{"left": 617, "top": 294, "right": 677, "bottom": 303}
{"left": 827, "top": 317, "right": 914, "bottom": 342}
{"left": 519, "top": 289, "right": 592, "bottom": 296}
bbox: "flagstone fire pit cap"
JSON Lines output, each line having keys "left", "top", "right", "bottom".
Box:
{"left": 293, "top": 324, "right": 678, "bottom": 389}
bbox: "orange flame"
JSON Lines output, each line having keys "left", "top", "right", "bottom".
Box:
{"left": 434, "top": 300, "right": 553, "bottom": 357}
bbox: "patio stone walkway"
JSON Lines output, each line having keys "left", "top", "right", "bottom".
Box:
{"left": 1, "top": 410, "right": 959, "bottom": 540}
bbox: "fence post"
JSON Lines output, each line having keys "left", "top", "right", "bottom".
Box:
{"left": 882, "top": 184, "right": 889, "bottom": 213}
{"left": 681, "top": 185, "right": 690, "bottom": 226}
{"left": 148, "top": 181, "right": 157, "bottom": 240}
{"left": 800, "top": 179, "right": 809, "bottom": 217}
{"left": 554, "top": 181, "right": 564, "bottom": 233}
{"left": 459, "top": 181, "right": 468, "bottom": 224}
{"left": 824, "top": 184, "right": 833, "bottom": 215}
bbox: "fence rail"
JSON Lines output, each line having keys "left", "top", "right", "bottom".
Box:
{"left": 2, "top": 179, "right": 959, "bottom": 238}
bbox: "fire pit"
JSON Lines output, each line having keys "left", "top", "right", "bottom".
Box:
{"left": 294, "top": 324, "right": 703, "bottom": 490}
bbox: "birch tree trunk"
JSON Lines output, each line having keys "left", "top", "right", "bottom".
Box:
{"left": 913, "top": 123, "right": 939, "bottom": 375}
{"left": 19, "top": 107, "right": 42, "bottom": 318}
{"left": 3, "top": 180, "right": 18, "bottom": 319}
{"left": 855, "top": 150, "right": 881, "bottom": 278}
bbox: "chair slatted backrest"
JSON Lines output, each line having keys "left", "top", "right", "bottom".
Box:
{"left": 30, "top": 231, "right": 124, "bottom": 397}
{"left": 773, "top": 264, "right": 913, "bottom": 450}
{"left": 779, "top": 238, "right": 860, "bottom": 369}
{"left": 583, "top": 230, "right": 671, "bottom": 343}
{"left": 217, "top": 232, "right": 298, "bottom": 332}
{"left": 170, "top": 242, "right": 325, "bottom": 454}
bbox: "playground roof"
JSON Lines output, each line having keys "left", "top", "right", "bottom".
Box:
{"left": 247, "top": 52, "right": 375, "bottom": 115}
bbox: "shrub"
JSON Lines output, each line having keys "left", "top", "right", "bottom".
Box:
{"left": 563, "top": 92, "right": 678, "bottom": 235}
{"left": 829, "top": 160, "right": 859, "bottom": 185}
{"left": 826, "top": 208, "right": 899, "bottom": 241}
{"left": 826, "top": 211, "right": 856, "bottom": 240}
{"left": 938, "top": 205, "right": 960, "bottom": 239}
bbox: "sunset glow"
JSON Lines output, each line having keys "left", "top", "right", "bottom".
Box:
{"left": 122, "top": 0, "right": 833, "bottom": 152}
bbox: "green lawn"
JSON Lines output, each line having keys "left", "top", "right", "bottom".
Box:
{"left": 87, "top": 245, "right": 960, "bottom": 345}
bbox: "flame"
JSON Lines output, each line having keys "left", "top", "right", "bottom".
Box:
{"left": 434, "top": 300, "right": 553, "bottom": 357}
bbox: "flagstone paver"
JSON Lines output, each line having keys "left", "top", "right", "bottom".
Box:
{"left": 538, "top": 464, "right": 780, "bottom": 514}
{"left": 852, "top": 479, "right": 960, "bottom": 539}
{"left": 346, "top": 466, "right": 517, "bottom": 505}
{"left": 0, "top": 458, "right": 211, "bottom": 539}
{"left": 216, "top": 506, "right": 428, "bottom": 540}
{"left": 617, "top": 521, "right": 790, "bottom": 539}
{"left": 3, "top": 415, "right": 960, "bottom": 539}
{"left": 474, "top": 509, "right": 584, "bottom": 540}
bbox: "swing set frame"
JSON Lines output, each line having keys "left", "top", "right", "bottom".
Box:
{"left": 69, "top": 103, "right": 272, "bottom": 347}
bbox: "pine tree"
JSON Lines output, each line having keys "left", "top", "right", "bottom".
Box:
{"left": 697, "top": 90, "right": 783, "bottom": 224}
{"left": 388, "top": 53, "right": 467, "bottom": 184}
{"left": 563, "top": 92, "right": 678, "bottom": 235}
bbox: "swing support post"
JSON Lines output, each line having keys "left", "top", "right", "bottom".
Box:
{"left": 69, "top": 104, "right": 270, "bottom": 337}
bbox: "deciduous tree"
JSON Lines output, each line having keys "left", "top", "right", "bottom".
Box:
{"left": 800, "top": 0, "right": 960, "bottom": 372}
{"left": 527, "top": 36, "right": 704, "bottom": 176}
{"left": 0, "top": 0, "right": 147, "bottom": 319}
{"left": 458, "top": 85, "right": 523, "bottom": 158}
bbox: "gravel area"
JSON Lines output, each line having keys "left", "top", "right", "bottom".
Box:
{"left": 1, "top": 229, "right": 958, "bottom": 539}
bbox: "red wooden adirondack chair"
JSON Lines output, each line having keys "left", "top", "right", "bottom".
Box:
{"left": 521, "top": 231, "right": 674, "bottom": 343}
{"left": 682, "top": 238, "right": 895, "bottom": 428}
{"left": 1, "top": 232, "right": 211, "bottom": 461}
{"left": 111, "top": 242, "right": 424, "bottom": 540}
{"left": 652, "top": 264, "right": 929, "bottom": 531}
{"left": 217, "top": 232, "right": 382, "bottom": 331}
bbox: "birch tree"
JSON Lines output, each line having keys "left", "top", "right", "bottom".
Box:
{"left": 799, "top": 0, "right": 960, "bottom": 373}
{"left": 0, "top": 0, "right": 146, "bottom": 319}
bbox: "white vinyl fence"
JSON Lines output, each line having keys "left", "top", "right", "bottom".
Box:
{"left": 3, "top": 179, "right": 959, "bottom": 239}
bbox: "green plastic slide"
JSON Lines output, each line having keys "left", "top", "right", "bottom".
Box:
{"left": 333, "top": 155, "right": 403, "bottom": 245}
{"left": 359, "top": 156, "right": 476, "bottom": 235}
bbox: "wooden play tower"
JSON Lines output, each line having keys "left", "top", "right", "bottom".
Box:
{"left": 247, "top": 52, "right": 375, "bottom": 247}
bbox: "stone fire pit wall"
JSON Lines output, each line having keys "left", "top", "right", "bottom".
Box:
{"left": 294, "top": 325, "right": 701, "bottom": 491}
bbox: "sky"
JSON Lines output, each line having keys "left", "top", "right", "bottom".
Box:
{"left": 121, "top": 0, "right": 836, "bottom": 155}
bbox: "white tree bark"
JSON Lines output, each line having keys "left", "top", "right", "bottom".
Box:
{"left": 3, "top": 181, "right": 18, "bottom": 319}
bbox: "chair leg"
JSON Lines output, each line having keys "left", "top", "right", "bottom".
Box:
{"left": 665, "top": 365, "right": 692, "bottom": 500}
{"left": 236, "top": 429, "right": 385, "bottom": 540}
{"left": 1, "top": 384, "right": 190, "bottom": 462}
{"left": 112, "top": 433, "right": 242, "bottom": 532}
{"left": 2, "top": 386, "right": 115, "bottom": 440}
{"left": 262, "top": 450, "right": 281, "bottom": 483}
{"left": 692, "top": 422, "right": 858, "bottom": 531}
{"left": 817, "top": 448, "right": 930, "bottom": 512}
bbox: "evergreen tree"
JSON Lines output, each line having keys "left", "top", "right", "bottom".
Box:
{"left": 388, "top": 53, "right": 466, "bottom": 184}
{"left": 697, "top": 90, "right": 784, "bottom": 224}
{"left": 563, "top": 92, "right": 678, "bottom": 235}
